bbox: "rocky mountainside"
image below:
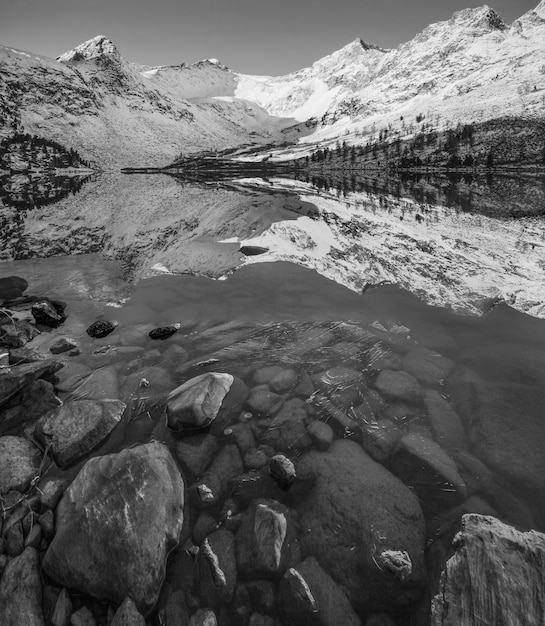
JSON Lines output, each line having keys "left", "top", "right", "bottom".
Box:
{"left": 1, "top": 3, "right": 545, "bottom": 166}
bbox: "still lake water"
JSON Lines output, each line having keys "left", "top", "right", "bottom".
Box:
{"left": 1, "top": 170, "right": 545, "bottom": 623}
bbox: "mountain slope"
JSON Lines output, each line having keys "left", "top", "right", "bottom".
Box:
{"left": 0, "top": 37, "right": 290, "bottom": 167}
{"left": 1, "top": 3, "right": 545, "bottom": 166}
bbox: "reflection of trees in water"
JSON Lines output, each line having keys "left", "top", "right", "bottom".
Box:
{"left": 0, "top": 174, "right": 93, "bottom": 210}
{"left": 296, "top": 171, "right": 545, "bottom": 219}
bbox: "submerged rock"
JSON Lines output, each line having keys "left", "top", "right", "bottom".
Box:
{"left": 86, "top": 319, "right": 117, "bottom": 339}
{"left": 295, "top": 440, "right": 426, "bottom": 615}
{"left": 0, "top": 359, "right": 61, "bottom": 406}
{"left": 0, "top": 319, "right": 41, "bottom": 349}
{"left": 42, "top": 441, "right": 185, "bottom": 614}
{"left": 198, "top": 529, "right": 237, "bottom": 605}
{"left": 0, "top": 547, "right": 45, "bottom": 625}
{"left": 0, "top": 436, "right": 42, "bottom": 495}
{"left": 167, "top": 372, "right": 234, "bottom": 430}
{"left": 278, "top": 556, "right": 361, "bottom": 626}
{"left": 269, "top": 454, "right": 296, "bottom": 491}
{"left": 431, "top": 514, "right": 545, "bottom": 625}
{"left": 50, "top": 338, "right": 78, "bottom": 355}
{"left": 375, "top": 370, "right": 422, "bottom": 404}
{"left": 36, "top": 399, "right": 125, "bottom": 467}
{"left": 390, "top": 433, "right": 466, "bottom": 514}
{"left": 236, "top": 499, "right": 300, "bottom": 578}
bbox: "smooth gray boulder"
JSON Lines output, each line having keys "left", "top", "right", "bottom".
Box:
{"left": 167, "top": 372, "right": 234, "bottom": 429}
{"left": 0, "top": 436, "right": 42, "bottom": 495}
{"left": 42, "top": 442, "right": 185, "bottom": 614}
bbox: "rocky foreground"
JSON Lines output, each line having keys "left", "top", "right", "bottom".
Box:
{"left": 1, "top": 275, "right": 545, "bottom": 625}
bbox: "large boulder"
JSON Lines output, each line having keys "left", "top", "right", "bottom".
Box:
{"left": 431, "top": 514, "right": 545, "bottom": 625}
{"left": 295, "top": 440, "right": 426, "bottom": 615}
{"left": 0, "top": 379, "right": 61, "bottom": 435}
{"left": 449, "top": 344, "right": 545, "bottom": 523}
{"left": 0, "top": 275, "right": 28, "bottom": 300}
{"left": 167, "top": 373, "right": 234, "bottom": 430}
{"left": 374, "top": 370, "right": 421, "bottom": 404}
{"left": 0, "top": 436, "right": 42, "bottom": 495}
{"left": 36, "top": 399, "right": 125, "bottom": 467}
{"left": 42, "top": 442, "right": 185, "bottom": 615}
{"left": 0, "top": 547, "right": 44, "bottom": 625}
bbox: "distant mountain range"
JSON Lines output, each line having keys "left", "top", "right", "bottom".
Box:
{"left": 1, "top": 2, "right": 544, "bottom": 166}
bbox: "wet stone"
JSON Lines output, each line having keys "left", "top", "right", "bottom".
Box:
{"left": 253, "top": 366, "right": 285, "bottom": 386}
{"left": 246, "top": 385, "right": 284, "bottom": 416}
{"left": 278, "top": 556, "right": 361, "bottom": 626}
{"left": 8, "top": 346, "right": 49, "bottom": 365}
{"left": 193, "top": 512, "right": 219, "bottom": 545}
{"left": 0, "top": 436, "right": 41, "bottom": 495}
{"left": 375, "top": 370, "right": 422, "bottom": 404}
{"left": 390, "top": 433, "right": 467, "bottom": 514}
{"left": 6, "top": 521, "right": 24, "bottom": 556}
{"left": 110, "top": 597, "right": 145, "bottom": 626}
{"left": 51, "top": 587, "right": 72, "bottom": 626}
{"left": 0, "top": 547, "right": 45, "bottom": 625}
{"left": 86, "top": 319, "right": 117, "bottom": 339}
{"left": 192, "top": 444, "right": 243, "bottom": 508}
{"left": 149, "top": 324, "right": 181, "bottom": 340}
{"left": 269, "top": 369, "right": 298, "bottom": 394}
{"left": 36, "top": 399, "right": 125, "bottom": 468}
{"left": 167, "top": 372, "right": 234, "bottom": 430}
{"left": 269, "top": 455, "right": 296, "bottom": 491}
{"left": 39, "top": 510, "right": 55, "bottom": 540}
{"left": 32, "top": 300, "right": 66, "bottom": 328}
{"left": 245, "top": 580, "right": 277, "bottom": 615}
{"left": 423, "top": 389, "right": 468, "bottom": 452}
{"left": 175, "top": 434, "right": 219, "bottom": 482}
{"left": 189, "top": 608, "right": 218, "bottom": 626}
{"left": 377, "top": 550, "right": 413, "bottom": 581}
{"left": 70, "top": 606, "right": 96, "bottom": 626}
{"left": 244, "top": 448, "right": 270, "bottom": 470}
{"left": 0, "top": 276, "right": 28, "bottom": 301}
{"left": 402, "top": 352, "right": 450, "bottom": 388}
{"left": 360, "top": 419, "right": 401, "bottom": 463}
{"left": 261, "top": 397, "right": 311, "bottom": 452}
{"left": 50, "top": 338, "right": 78, "bottom": 355}
{"left": 198, "top": 529, "right": 237, "bottom": 606}
{"left": 236, "top": 498, "right": 300, "bottom": 578}
{"left": 0, "top": 320, "right": 41, "bottom": 349}
{"left": 306, "top": 420, "right": 334, "bottom": 450}
{"left": 0, "top": 359, "right": 61, "bottom": 406}
{"left": 24, "top": 524, "right": 42, "bottom": 550}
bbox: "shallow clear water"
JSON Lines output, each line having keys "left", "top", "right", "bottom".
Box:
{"left": 1, "top": 171, "right": 545, "bottom": 624}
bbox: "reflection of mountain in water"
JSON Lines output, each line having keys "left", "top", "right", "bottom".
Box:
{"left": 298, "top": 171, "right": 545, "bottom": 218}
{"left": 0, "top": 171, "right": 544, "bottom": 317}
{"left": 0, "top": 173, "right": 93, "bottom": 210}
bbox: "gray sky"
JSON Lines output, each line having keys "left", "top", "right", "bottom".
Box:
{"left": 0, "top": 0, "right": 539, "bottom": 74}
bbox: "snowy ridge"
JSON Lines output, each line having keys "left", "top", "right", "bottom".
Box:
{"left": 1, "top": 2, "right": 545, "bottom": 164}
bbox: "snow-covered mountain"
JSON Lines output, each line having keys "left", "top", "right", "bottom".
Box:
{"left": 1, "top": 2, "right": 544, "bottom": 166}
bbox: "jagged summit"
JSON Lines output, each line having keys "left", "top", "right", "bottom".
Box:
{"left": 449, "top": 5, "right": 506, "bottom": 30}
{"left": 57, "top": 35, "right": 121, "bottom": 64}
{"left": 355, "top": 38, "right": 389, "bottom": 53}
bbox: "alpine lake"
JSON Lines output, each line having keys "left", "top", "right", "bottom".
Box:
{"left": 1, "top": 165, "right": 545, "bottom": 625}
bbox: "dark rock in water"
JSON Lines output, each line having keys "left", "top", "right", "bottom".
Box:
{"left": 360, "top": 419, "right": 401, "bottom": 463}
{"left": 236, "top": 498, "right": 300, "bottom": 578}
{"left": 294, "top": 440, "right": 426, "bottom": 615}
{"left": 240, "top": 246, "right": 269, "bottom": 256}
{"left": 49, "top": 337, "right": 78, "bottom": 355}
{"left": 390, "top": 433, "right": 466, "bottom": 514}
{"left": 269, "top": 455, "right": 296, "bottom": 491}
{"left": 42, "top": 441, "right": 185, "bottom": 615}
{"left": 175, "top": 434, "right": 219, "bottom": 482}
{"left": 253, "top": 366, "right": 285, "bottom": 386}
{"left": 167, "top": 373, "right": 234, "bottom": 430}
{"left": 0, "top": 436, "right": 41, "bottom": 495}
{"left": 0, "top": 276, "right": 28, "bottom": 301}
{"left": 86, "top": 319, "right": 118, "bottom": 339}
{"left": 36, "top": 399, "right": 125, "bottom": 467}
{"left": 31, "top": 300, "right": 66, "bottom": 328}
{"left": 0, "top": 320, "right": 40, "bottom": 349}
{"left": 66, "top": 365, "right": 119, "bottom": 401}
{"left": 402, "top": 351, "right": 452, "bottom": 388}
{"left": 149, "top": 324, "right": 181, "bottom": 340}
{"left": 374, "top": 370, "right": 421, "bottom": 404}
{"left": 278, "top": 556, "right": 361, "bottom": 626}
{"left": 0, "top": 359, "right": 61, "bottom": 407}
{"left": 0, "top": 379, "right": 61, "bottom": 435}
{"left": 111, "top": 597, "right": 146, "bottom": 626}
{"left": 0, "top": 547, "right": 45, "bottom": 625}
{"left": 431, "top": 514, "right": 545, "bottom": 626}
{"left": 198, "top": 529, "right": 237, "bottom": 605}
{"left": 51, "top": 588, "right": 72, "bottom": 626}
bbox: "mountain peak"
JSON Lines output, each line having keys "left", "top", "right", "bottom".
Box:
{"left": 449, "top": 5, "right": 506, "bottom": 30}
{"left": 57, "top": 35, "right": 121, "bottom": 64}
